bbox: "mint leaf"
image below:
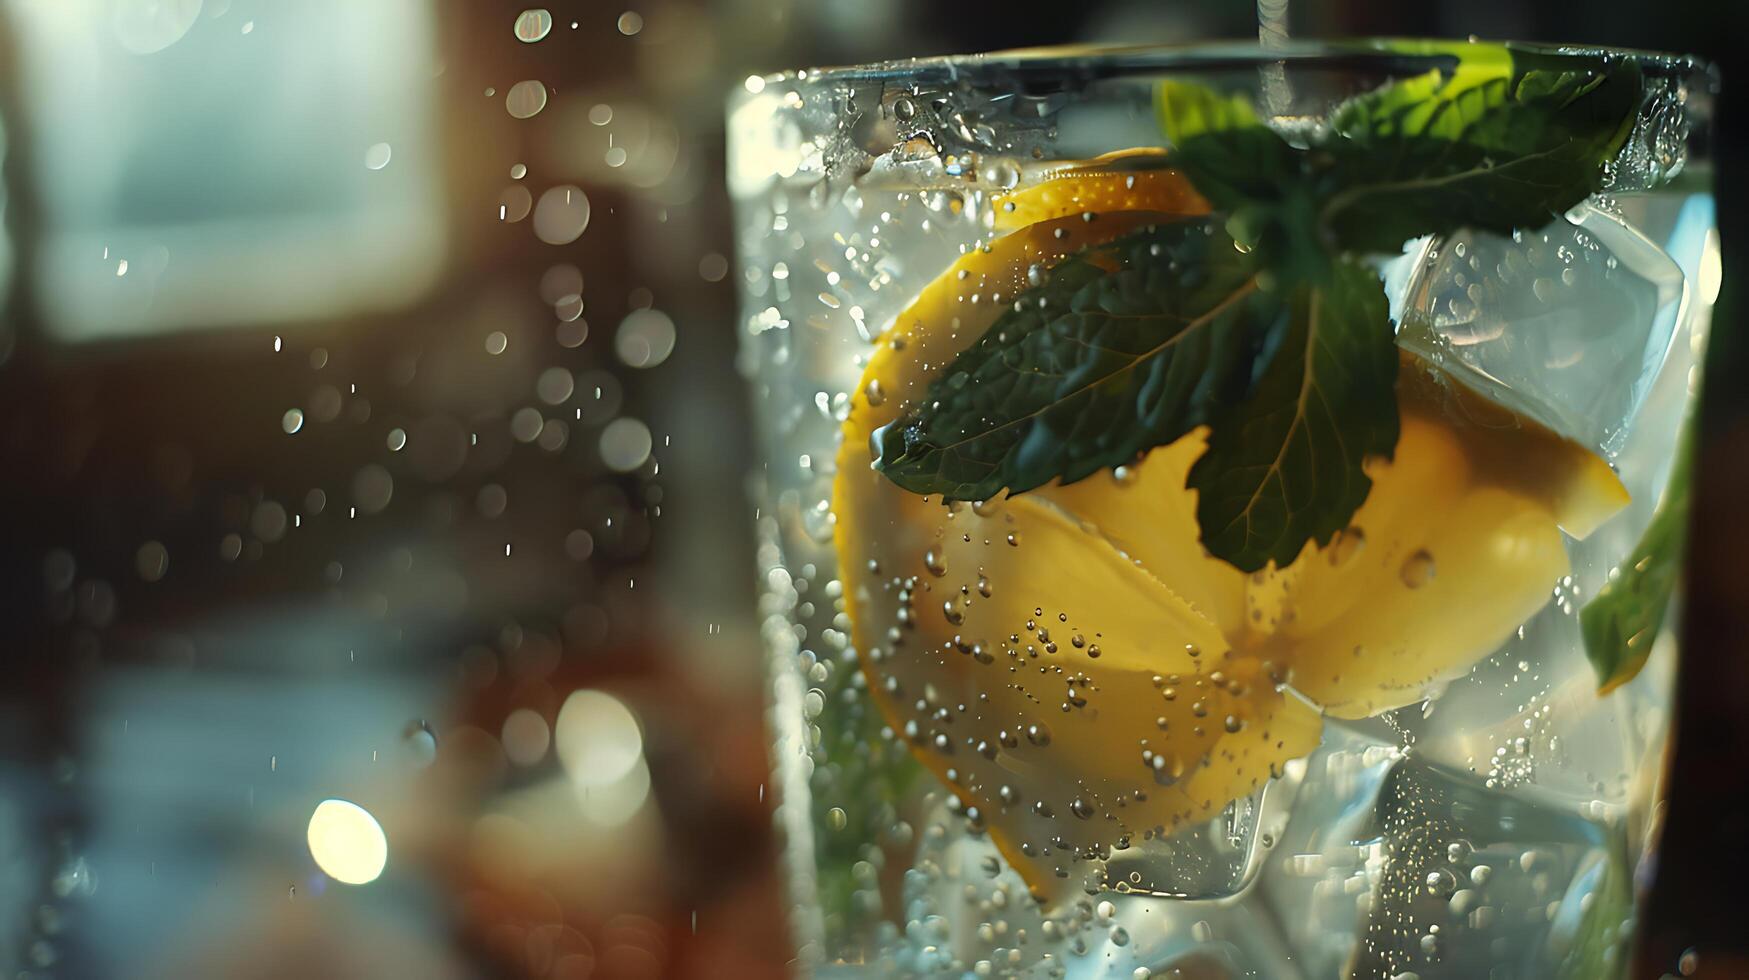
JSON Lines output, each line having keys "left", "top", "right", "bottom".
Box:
{"left": 1188, "top": 260, "right": 1399, "bottom": 571}
{"left": 1320, "top": 60, "right": 1644, "bottom": 253}
{"left": 873, "top": 219, "right": 1278, "bottom": 502}
{"left": 1581, "top": 429, "right": 1691, "bottom": 692}
{"left": 1155, "top": 81, "right": 1325, "bottom": 282}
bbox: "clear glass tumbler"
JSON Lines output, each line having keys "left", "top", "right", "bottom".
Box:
{"left": 729, "top": 41, "right": 1717, "bottom": 978}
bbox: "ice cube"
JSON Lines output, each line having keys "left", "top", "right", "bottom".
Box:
{"left": 1389, "top": 204, "right": 1685, "bottom": 456}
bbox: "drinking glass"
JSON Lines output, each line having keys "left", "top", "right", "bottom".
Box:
{"left": 728, "top": 41, "right": 1717, "bottom": 978}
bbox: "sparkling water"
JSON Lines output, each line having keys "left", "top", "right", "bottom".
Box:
{"left": 730, "top": 47, "right": 1716, "bottom": 979}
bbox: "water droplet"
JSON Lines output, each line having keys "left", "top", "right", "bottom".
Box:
{"left": 616, "top": 10, "right": 643, "bottom": 34}
{"left": 1224, "top": 714, "right": 1244, "bottom": 734}
{"left": 485, "top": 331, "right": 509, "bottom": 355}
{"left": 1025, "top": 723, "right": 1050, "bottom": 746}
{"left": 923, "top": 550, "right": 946, "bottom": 577}
{"left": 282, "top": 408, "right": 305, "bottom": 434}
{"left": 505, "top": 80, "right": 549, "bottom": 120}
{"left": 826, "top": 806, "right": 847, "bottom": 831}
{"left": 1400, "top": 550, "right": 1436, "bottom": 588}
{"left": 1006, "top": 533, "right": 1020, "bottom": 547}
{"left": 942, "top": 601, "right": 963, "bottom": 626}
{"left": 532, "top": 185, "right": 591, "bottom": 245}
{"left": 1069, "top": 798, "right": 1093, "bottom": 819}
{"left": 510, "top": 163, "right": 528, "bottom": 180}
{"left": 364, "top": 142, "right": 392, "bottom": 171}
{"left": 1426, "top": 868, "right": 1458, "bottom": 897}
{"left": 513, "top": 8, "right": 553, "bottom": 42}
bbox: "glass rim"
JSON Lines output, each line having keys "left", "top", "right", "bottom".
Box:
{"left": 748, "top": 38, "right": 1716, "bottom": 90}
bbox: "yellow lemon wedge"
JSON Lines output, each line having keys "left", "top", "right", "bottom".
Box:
{"left": 990, "top": 150, "right": 1210, "bottom": 230}
{"left": 833, "top": 169, "right": 1629, "bottom": 905}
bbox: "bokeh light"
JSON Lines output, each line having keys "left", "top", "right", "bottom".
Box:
{"left": 306, "top": 799, "right": 388, "bottom": 885}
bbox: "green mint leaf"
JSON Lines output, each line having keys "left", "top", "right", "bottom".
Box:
{"left": 1154, "top": 79, "right": 1297, "bottom": 211}
{"left": 1320, "top": 59, "right": 1644, "bottom": 253}
{"left": 873, "top": 219, "right": 1279, "bottom": 503}
{"left": 1188, "top": 260, "right": 1399, "bottom": 571}
{"left": 1156, "top": 78, "right": 1261, "bottom": 142}
{"left": 1580, "top": 428, "right": 1691, "bottom": 693}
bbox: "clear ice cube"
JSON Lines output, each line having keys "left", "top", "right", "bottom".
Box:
{"left": 1255, "top": 727, "right": 1631, "bottom": 980}
{"left": 1387, "top": 203, "right": 1686, "bottom": 455}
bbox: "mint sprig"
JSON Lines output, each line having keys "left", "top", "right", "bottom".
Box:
{"left": 872, "top": 45, "right": 1645, "bottom": 575}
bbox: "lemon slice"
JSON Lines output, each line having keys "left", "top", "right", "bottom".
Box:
{"left": 833, "top": 168, "right": 1628, "bottom": 903}
{"left": 991, "top": 149, "right": 1210, "bottom": 230}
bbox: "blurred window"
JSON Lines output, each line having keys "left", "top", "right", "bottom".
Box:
{"left": 5, "top": 0, "right": 446, "bottom": 341}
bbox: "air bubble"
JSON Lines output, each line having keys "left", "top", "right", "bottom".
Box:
{"left": 1400, "top": 550, "right": 1436, "bottom": 588}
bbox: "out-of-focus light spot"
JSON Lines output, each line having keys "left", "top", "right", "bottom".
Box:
{"left": 556, "top": 690, "right": 650, "bottom": 825}
{"left": 135, "top": 541, "right": 169, "bottom": 582}
{"left": 513, "top": 8, "right": 553, "bottom": 42}
{"left": 1700, "top": 229, "right": 1722, "bottom": 306}
{"left": 555, "top": 294, "right": 585, "bottom": 321}
{"left": 364, "top": 142, "right": 393, "bottom": 170}
{"left": 511, "top": 407, "right": 545, "bottom": 443}
{"left": 506, "top": 80, "right": 549, "bottom": 120}
{"left": 565, "top": 529, "right": 594, "bottom": 560}
{"left": 698, "top": 253, "right": 728, "bottom": 282}
{"left": 615, "top": 309, "right": 675, "bottom": 368}
{"left": 386, "top": 427, "right": 408, "bottom": 452}
{"left": 599, "top": 418, "right": 652, "bottom": 472}
{"left": 282, "top": 408, "right": 305, "bottom": 434}
{"left": 484, "top": 86, "right": 496, "bottom": 97}
{"left": 115, "top": 259, "right": 129, "bottom": 277}
{"left": 589, "top": 104, "right": 614, "bottom": 126}
{"left": 539, "top": 264, "right": 583, "bottom": 304}
{"left": 219, "top": 534, "right": 242, "bottom": 561}
{"left": 240, "top": 19, "right": 253, "bottom": 34}
{"left": 537, "top": 366, "right": 576, "bottom": 404}
{"left": 113, "top": 0, "right": 202, "bottom": 54}
{"left": 476, "top": 483, "right": 508, "bottom": 518}
{"left": 577, "top": 370, "right": 623, "bottom": 418}
{"left": 351, "top": 464, "right": 394, "bottom": 514}
{"left": 252, "top": 500, "right": 288, "bottom": 542}
{"left": 502, "top": 708, "right": 552, "bottom": 766}
{"left": 306, "top": 799, "right": 387, "bottom": 885}
{"left": 556, "top": 689, "right": 642, "bottom": 784}
{"left": 744, "top": 75, "right": 766, "bottom": 94}
{"left": 537, "top": 417, "right": 567, "bottom": 451}
{"left": 533, "top": 186, "right": 590, "bottom": 245}
{"left": 485, "top": 330, "right": 509, "bottom": 355}
{"left": 500, "top": 184, "right": 534, "bottom": 222}
{"left": 616, "top": 11, "right": 643, "bottom": 35}
{"left": 604, "top": 147, "right": 628, "bottom": 168}
{"left": 556, "top": 320, "right": 589, "bottom": 348}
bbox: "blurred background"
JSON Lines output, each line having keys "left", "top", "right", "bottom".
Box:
{"left": 0, "top": 0, "right": 1740, "bottom": 978}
